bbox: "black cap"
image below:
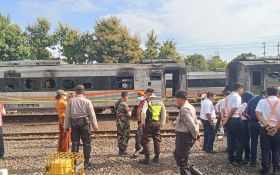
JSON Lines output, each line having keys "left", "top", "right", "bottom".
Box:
{"left": 175, "top": 90, "right": 188, "bottom": 99}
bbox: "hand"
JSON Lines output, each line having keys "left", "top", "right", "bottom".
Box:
{"left": 64, "top": 129, "right": 69, "bottom": 133}
{"left": 196, "top": 134, "right": 200, "bottom": 141}
{"left": 267, "top": 126, "right": 278, "bottom": 136}
{"left": 221, "top": 118, "right": 228, "bottom": 126}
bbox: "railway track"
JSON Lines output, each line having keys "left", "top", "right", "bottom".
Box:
{"left": 4, "top": 129, "right": 178, "bottom": 141}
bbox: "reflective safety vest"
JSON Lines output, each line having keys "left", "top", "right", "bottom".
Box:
{"left": 265, "top": 98, "right": 280, "bottom": 125}
{"left": 146, "top": 98, "right": 164, "bottom": 121}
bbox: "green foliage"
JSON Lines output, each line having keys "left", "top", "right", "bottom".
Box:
{"left": 0, "top": 13, "right": 31, "bottom": 61}
{"left": 54, "top": 23, "right": 90, "bottom": 63}
{"left": 159, "top": 39, "right": 182, "bottom": 62}
{"left": 185, "top": 54, "right": 227, "bottom": 71}
{"left": 233, "top": 52, "right": 256, "bottom": 61}
{"left": 144, "top": 30, "right": 160, "bottom": 60}
{"left": 26, "top": 17, "right": 53, "bottom": 60}
{"left": 185, "top": 53, "right": 209, "bottom": 71}
{"left": 93, "top": 16, "right": 143, "bottom": 63}
{"left": 208, "top": 56, "right": 228, "bottom": 71}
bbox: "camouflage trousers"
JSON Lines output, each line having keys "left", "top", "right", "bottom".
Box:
{"left": 135, "top": 123, "right": 143, "bottom": 152}
{"left": 116, "top": 119, "right": 130, "bottom": 152}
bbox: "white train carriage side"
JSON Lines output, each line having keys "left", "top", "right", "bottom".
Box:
{"left": 186, "top": 71, "right": 226, "bottom": 97}
{"left": 0, "top": 60, "right": 186, "bottom": 116}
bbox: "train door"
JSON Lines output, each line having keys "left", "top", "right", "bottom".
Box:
{"left": 250, "top": 68, "right": 264, "bottom": 93}
{"left": 165, "top": 73, "right": 173, "bottom": 97}
{"left": 164, "top": 70, "right": 180, "bottom": 97}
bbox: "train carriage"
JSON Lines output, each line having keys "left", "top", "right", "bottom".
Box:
{"left": 227, "top": 57, "right": 280, "bottom": 94}
{"left": 0, "top": 60, "right": 186, "bottom": 115}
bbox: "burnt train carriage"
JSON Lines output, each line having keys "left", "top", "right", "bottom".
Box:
{"left": 186, "top": 70, "right": 226, "bottom": 97}
{"left": 0, "top": 60, "right": 186, "bottom": 115}
{"left": 227, "top": 57, "right": 280, "bottom": 94}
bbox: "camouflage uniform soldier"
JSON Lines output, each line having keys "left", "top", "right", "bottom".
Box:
{"left": 115, "top": 91, "right": 132, "bottom": 156}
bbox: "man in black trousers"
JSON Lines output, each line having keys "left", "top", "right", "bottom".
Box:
{"left": 256, "top": 86, "right": 280, "bottom": 175}
{"left": 173, "top": 90, "right": 199, "bottom": 175}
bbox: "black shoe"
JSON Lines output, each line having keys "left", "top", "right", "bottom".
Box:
{"left": 260, "top": 169, "right": 269, "bottom": 175}
{"left": 133, "top": 151, "right": 141, "bottom": 157}
{"left": 84, "top": 160, "right": 90, "bottom": 171}
{"left": 139, "top": 158, "right": 150, "bottom": 165}
{"left": 119, "top": 151, "right": 129, "bottom": 157}
{"left": 250, "top": 162, "right": 256, "bottom": 167}
{"left": 152, "top": 155, "right": 159, "bottom": 163}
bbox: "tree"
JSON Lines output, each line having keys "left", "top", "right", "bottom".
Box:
{"left": 144, "top": 30, "right": 160, "bottom": 60}
{"left": 93, "top": 16, "right": 143, "bottom": 63}
{"left": 233, "top": 52, "right": 256, "bottom": 61}
{"left": 208, "top": 56, "right": 228, "bottom": 71}
{"left": 159, "top": 39, "right": 182, "bottom": 62}
{"left": 54, "top": 23, "right": 90, "bottom": 63}
{"left": 26, "top": 17, "right": 53, "bottom": 60}
{"left": 0, "top": 13, "right": 31, "bottom": 61}
{"left": 185, "top": 53, "right": 209, "bottom": 71}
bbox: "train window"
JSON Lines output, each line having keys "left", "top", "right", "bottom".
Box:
{"left": 83, "top": 82, "right": 93, "bottom": 90}
{"left": 188, "top": 79, "right": 225, "bottom": 87}
{"left": 150, "top": 74, "right": 161, "bottom": 80}
{"left": 25, "top": 79, "right": 39, "bottom": 90}
{"left": 148, "top": 82, "right": 151, "bottom": 86}
{"left": 166, "top": 80, "right": 173, "bottom": 88}
{"left": 117, "top": 77, "right": 134, "bottom": 89}
{"left": 63, "top": 79, "right": 75, "bottom": 90}
{"left": 44, "top": 79, "right": 56, "bottom": 90}
{"left": 3, "top": 78, "right": 20, "bottom": 92}
{"left": 252, "top": 71, "right": 261, "bottom": 86}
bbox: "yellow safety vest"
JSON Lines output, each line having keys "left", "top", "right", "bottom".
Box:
{"left": 146, "top": 99, "right": 164, "bottom": 121}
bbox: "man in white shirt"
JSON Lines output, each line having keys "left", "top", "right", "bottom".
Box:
{"left": 221, "top": 82, "right": 244, "bottom": 165}
{"left": 215, "top": 91, "right": 231, "bottom": 133}
{"left": 200, "top": 92, "right": 216, "bottom": 153}
{"left": 256, "top": 86, "right": 280, "bottom": 175}
{"left": 0, "top": 104, "right": 6, "bottom": 158}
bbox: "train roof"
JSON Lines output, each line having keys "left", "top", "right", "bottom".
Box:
{"left": 230, "top": 57, "right": 280, "bottom": 66}
{"left": 0, "top": 60, "right": 185, "bottom": 72}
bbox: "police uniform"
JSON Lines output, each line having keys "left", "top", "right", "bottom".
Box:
{"left": 115, "top": 99, "right": 131, "bottom": 155}
{"left": 140, "top": 95, "right": 166, "bottom": 163}
{"left": 0, "top": 104, "right": 6, "bottom": 157}
{"left": 256, "top": 96, "right": 280, "bottom": 173}
{"left": 174, "top": 101, "right": 199, "bottom": 175}
{"left": 223, "top": 91, "right": 244, "bottom": 164}
{"left": 64, "top": 95, "right": 98, "bottom": 166}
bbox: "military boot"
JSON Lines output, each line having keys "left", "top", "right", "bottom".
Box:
{"left": 84, "top": 158, "right": 90, "bottom": 170}
{"left": 152, "top": 154, "right": 159, "bottom": 163}
{"left": 139, "top": 156, "right": 150, "bottom": 165}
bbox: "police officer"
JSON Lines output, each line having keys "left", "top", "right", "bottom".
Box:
{"left": 221, "top": 82, "right": 244, "bottom": 165}
{"left": 256, "top": 86, "right": 280, "bottom": 175}
{"left": 64, "top": 85, "right": 98, "bottom": 169}
{"left": 115, "top": 91, "right": 132, "bottom": 156}
{"left": 173, "top": 90, "right": 199, "bottom": 175}
{"left": 139, "top": 88, "right": 166, "bottom": 165}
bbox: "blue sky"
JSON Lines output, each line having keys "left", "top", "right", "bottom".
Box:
{"left": 1, "top": 0, "right": 280, "bottom": 60}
